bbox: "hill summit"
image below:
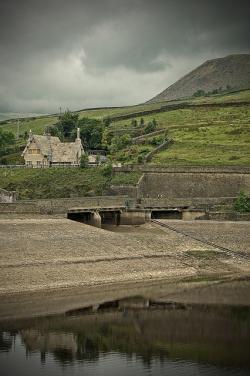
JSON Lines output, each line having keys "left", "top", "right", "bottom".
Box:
{"left": 148, "top": 54, "right": 250, "bottom": 103}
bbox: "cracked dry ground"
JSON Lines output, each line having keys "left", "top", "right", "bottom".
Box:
{"left": 0, "top": 218, "right": 249, "bottom": 295}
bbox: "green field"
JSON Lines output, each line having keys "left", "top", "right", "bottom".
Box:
{"left": 1, "top": 89, "right": 249, "bottom": 136}
{"left": 110, "top": 105, "right": 250, "bottom": 165}
{"left": 0, "top": 89, "right": 250, "bottom": 167}
{"left": 0, "top": 168, "right": 141, "bottom": 199}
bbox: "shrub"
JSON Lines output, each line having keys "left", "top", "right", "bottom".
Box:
{"left": 80, "top": 154, "right": 89, "bottom": 168}
{"left": 102, "top": 163, "right": 113, "bottom": 178}
{"left": 233, "top": 191, "right": 250, "bottom": 213}
{"left": 110, "top": 134, "right": 132, "bottom": 153}
{"left": 137, "top": 155, "right": 144, "bottom": 164}
{"left": 144, "top": 121, "right": 156, "bottom": 134}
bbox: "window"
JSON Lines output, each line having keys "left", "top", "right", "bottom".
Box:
{"left": 27, "top": 161, "right": 32, "bottom": 166}
{"left": 37, "top": 161, "right": 41, "bottom": 167}
{"left": 28, "top": 148, "right": 40, "bottom": 154}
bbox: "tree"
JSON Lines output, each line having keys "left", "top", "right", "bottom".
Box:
{"left": 131, "top": 119, "right": 137, "bottom": 127}
{"left": 46, "top": 125, "right": 63, "bottom": 139}
{"left": 102, "top": 128, "right": 113, "bottom": 147}
{"left": 0, "top": 129, "right": 15, "bottom": 148}
{"left": 57, "top": 110, "right": 79, "bottom": 138}
{"left": 77, "top": 117, "right": 103, "bottom": 149}
{"left": 144, "top": 121, "right": 156, "bottom": 134}
{"left": 152, "top": 118, "right": 157, "bottom": 127}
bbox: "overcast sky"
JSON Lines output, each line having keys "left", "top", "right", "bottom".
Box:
{"left": 0, "top": 0, "right": 249, "bottom": 113}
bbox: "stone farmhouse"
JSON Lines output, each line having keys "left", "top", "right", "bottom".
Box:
{"left": 22, "top": 129, "right": 84, "bottom": 167}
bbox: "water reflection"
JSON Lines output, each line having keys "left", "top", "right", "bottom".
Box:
{"left": 1, "top": 297, "right": 250, "bottom": 376}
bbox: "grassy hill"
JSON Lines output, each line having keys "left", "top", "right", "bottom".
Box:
{"left": 0, "top": 168, "right": 141, "bottom": 199}
{"left": 0, "top": 89, "right": 249, "bottom": 198}
{"left": 110, "top": 101, "right": 250, "bottom": 166}
{"left": 0, "top": 89, "right": 249, "bottom": 167}
{"left": 148, "top": 54, "right": 250, "bottom": 103}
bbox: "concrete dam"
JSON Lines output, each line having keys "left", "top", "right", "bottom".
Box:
{"left": 1, "top": 166, "right": 250, "bottom": 226}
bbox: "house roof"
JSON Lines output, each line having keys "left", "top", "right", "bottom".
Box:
{"left": 22, "top": 134, "right": 83, "bottom": 163}
{"left": 33, "top": 135, "right": 61, "bottom": 156}
{"left": 51, "top": 142, "right": 82, "bottom": 163}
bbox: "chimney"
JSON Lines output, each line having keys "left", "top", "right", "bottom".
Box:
{"left": 29, "top": 129, "right": 33, "bottom": 140}
{"left": 76, "top": 127, "right": 80, "bottom": 140}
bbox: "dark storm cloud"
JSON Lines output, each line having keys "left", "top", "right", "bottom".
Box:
{"left": 0, "top": 0, "right": 249, "bottom": 112}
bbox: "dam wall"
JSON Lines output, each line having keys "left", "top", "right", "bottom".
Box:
{"left": 139, "top": 172, "right": 250, "bottom": 198}
{"left": 0, "top": 196, "right": 128, "bottom": 215}
{"left": 113, "top": 166, "right": 250, "bottom": 199}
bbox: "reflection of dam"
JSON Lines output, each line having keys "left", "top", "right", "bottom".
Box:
{"left": 21, "top": 330, "right": 77, "bottom": 355}
{"left": 14, "top": 299, "right": 250, "bottom": 368}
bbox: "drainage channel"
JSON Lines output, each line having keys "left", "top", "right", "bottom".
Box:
{"left": 151, "top": 219, "right": 250, "bottom": 261}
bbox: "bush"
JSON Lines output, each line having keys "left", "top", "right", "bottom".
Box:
{"left": 233, "top": 191, "right": 250, "bottom": 213}
{"left": 103, "top": 116, "right": 111, "bottom": 127}
{"left": 193, "top": 89, "right": 206, "bottom": 97}
{"left": 144, "top": 121, "right": 156, "bottom": 134}
{"left": 0, "top": 128, "right": 15, "bottom": 148}
{"left": 80, "top": 154, "right": 89, "bottom": 168}
{"left": 110, "top": 134, "right": 132, "bottom": 153}
{"left": 149, "top": 136, "right": 165, "bottom": 146}
{"left": 137, "top": 155, "right": 144, "bottom": 164}
{"left": 102, "top": 163, "right": 113, "bottom": 178}
{"left": 140, "top": 118, "right": 144, "bottom": 126}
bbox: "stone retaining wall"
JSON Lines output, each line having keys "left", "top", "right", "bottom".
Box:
{"left": 0, "top": 196, "right": 128, "bottom": 214}
{"left": 139, "top": 172, "right": 250, "bottom": 198}
{"left": 0, "top": 188, "right": 18, "bottom": 203}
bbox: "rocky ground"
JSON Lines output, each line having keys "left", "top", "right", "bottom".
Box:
{"left": 0, "top": 216, "right": 249, "bottom": 320}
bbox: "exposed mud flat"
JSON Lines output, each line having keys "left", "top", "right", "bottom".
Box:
{"left": 0, "top": 217, "right": 249, "bottom": 319}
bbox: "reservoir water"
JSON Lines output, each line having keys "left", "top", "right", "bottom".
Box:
{"left": 1, "top": 298, "right": 249, "bottom": 376}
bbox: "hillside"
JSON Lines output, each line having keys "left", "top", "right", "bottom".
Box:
{"left": 0, "top": 89, "right": 250, "bottom": 169}
{"left": 109, "top": 101, "right": 250, "bottom": 166}
{"left": 148, "top": 54, "right": 250, "bottom": 103}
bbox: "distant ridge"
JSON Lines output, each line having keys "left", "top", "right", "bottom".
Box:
{"left": 148, "top": 54, "right": 250, "bottom": 103}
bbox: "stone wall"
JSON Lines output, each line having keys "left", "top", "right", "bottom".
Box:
{"left": 114, "top": 165, "right": 250, "bottom": 174}
{"left": 112, "top": 166, "right": 250, "bottom": 200}
{"left": 105, "top": 185, "right": 139, "bottom": 199}
{"left": 138, "top": 172, "right": 250, "bottom": 198}
{"left": 0, "top": 196, "right": 128, "bottom": 214}
{"left": 109, "top": 101, "right": 249, "bottom": 122}
{"left": 0, "top": 188, "right": 18, "bottom": 203}
{"left": 140, "top": 196, "right": 235, "bottom": 208}
{"left": 144, "top": 139, "right": 173, "bottom": 162}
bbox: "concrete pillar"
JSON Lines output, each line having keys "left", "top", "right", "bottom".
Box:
{"left": 89, "top": 212, "right": 102, "bottom": 228}
{"left": 120, "top": 210, "right": 147, "bottom": 225}
{"left": 182, "top": 210, "right": 207, "bottom": 220}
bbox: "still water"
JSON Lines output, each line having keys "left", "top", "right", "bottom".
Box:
{"left": 1, "top": 298, "right": 250, "bottom": 376}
